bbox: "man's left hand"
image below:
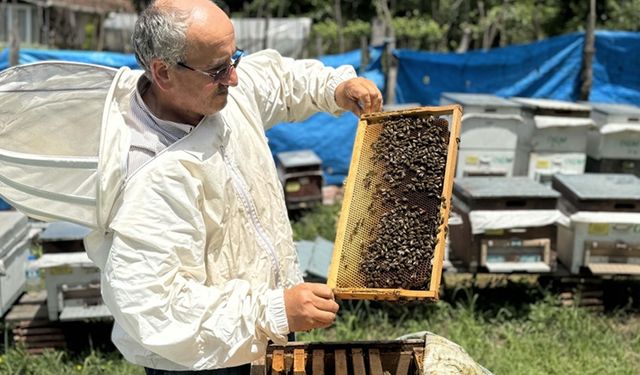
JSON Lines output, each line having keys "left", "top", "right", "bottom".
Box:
{"left": 335, "top": 77, "right": 383, "bottom": 116}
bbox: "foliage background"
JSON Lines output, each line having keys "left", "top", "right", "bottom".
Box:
{"left": 130, "top": 0, "right": 640, "bottom": 54}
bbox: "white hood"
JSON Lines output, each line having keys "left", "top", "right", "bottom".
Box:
{"left": 0, "top": 62, "right": 136, "bottom": 229}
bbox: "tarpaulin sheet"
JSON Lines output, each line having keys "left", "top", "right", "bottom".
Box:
{"left": 395, "top": 31, "right": 640, "bottom": 106}
{"left": 0, "top": 198, "right": 10, "bottom": 211}
{"left": 395, "top": 33, "right": 585, "bottom": 105}
{"left": 591, "top": 31, "right": 640, "bottom": 104}
{"left": 0, "top": 48, "right": 139, "bottom": 70}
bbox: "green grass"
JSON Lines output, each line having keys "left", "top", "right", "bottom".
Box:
{"left": 290, "top": 203, "right": 341, "bottom": 241}
{"left": 0, "top": 349, "right": 143, "bottom": 375}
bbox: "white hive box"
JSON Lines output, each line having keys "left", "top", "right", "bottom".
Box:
{"left": 552, "top": 174, "right": 640, "bottom": 275}
{"left": 34, "top": 252, "right": 105, "bottom": 321}
{"left": 512, "top": 98, "right": 594, "bottom": 184}
{"left": 586, "top": 102, "right": 640, "bottom": 176}
{"left": 0, "top": 211, "right": 30, "bottom": 316}
{"left": 35, "top": 222, "right": 106, "bottom": 321}
{"left": 450, "top": 177, "right": 566, "bottom": 273}
{"left": 440, "top": 93, "right": 524, "bottom": 178}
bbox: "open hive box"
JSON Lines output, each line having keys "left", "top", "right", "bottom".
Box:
{"left": 327, "top": 105, "right": 462, "bottom": 300}
{"left": 260, "top": 340, "right": 425, "bottom": 375}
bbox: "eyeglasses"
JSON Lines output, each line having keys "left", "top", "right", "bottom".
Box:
{"left": 177, "top": 49, "right": 244, "bottom": 83}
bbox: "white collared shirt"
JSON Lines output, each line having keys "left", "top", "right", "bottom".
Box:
{"left": 127, "top": 76, "right": 202, "bottom": 176}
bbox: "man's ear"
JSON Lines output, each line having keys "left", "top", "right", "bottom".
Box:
{"left": 150, "top": 59, "right": 173, "bottom": 91}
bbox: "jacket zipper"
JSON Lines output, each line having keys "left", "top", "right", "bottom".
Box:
{"left": 220, "top": 145, "right": 282, "bottom": 287}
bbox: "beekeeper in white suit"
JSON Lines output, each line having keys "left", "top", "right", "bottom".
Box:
{"left": 88, "top": 0, "right": 383, "bottom": 374}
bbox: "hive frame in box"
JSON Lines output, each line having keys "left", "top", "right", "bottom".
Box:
{"left": 327, "top": 105, "right": 462, "bottom": 300}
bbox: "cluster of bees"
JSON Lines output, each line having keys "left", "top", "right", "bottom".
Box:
{"left": 359, "top": 115, "right": 450, "bottom": 289}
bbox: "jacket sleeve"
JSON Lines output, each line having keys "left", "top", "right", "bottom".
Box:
{"left": 236, "top": 49, "right": 357, "bottom": 129}
{"left": 101, "top": 165, "right": 289, "bottom": 370}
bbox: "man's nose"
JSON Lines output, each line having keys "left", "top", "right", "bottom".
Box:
{"left": 221, "top": 66, "right": 239, "bottom": 87}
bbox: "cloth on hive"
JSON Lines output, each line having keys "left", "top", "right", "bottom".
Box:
{"left": 397, "top": 331, "right": 493, "bottom": 375}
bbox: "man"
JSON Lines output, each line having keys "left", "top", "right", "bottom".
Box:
{"left": 92, "top": 0, "right": 383, "bottom": 373}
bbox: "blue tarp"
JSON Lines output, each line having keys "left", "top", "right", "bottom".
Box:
{"left": 0, "top": 198, "right": 11, "bottom": 211}
{"left": 0, "top": 48, "right": 139, "bottom": 70}
{"left": 394, "top": 31, "right": 640, "bottom": 106}
{"left": 591, "top": 31, "right": 640, "bottom": 104}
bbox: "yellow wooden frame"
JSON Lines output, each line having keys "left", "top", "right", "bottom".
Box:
{"left": 327, "top": 105, "right": 463, "bottom": 300}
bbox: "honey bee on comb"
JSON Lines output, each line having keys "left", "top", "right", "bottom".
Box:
{"left": 358, "top": 114, "right": 450, "bottom": 290}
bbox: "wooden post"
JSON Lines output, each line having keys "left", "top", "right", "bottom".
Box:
{"left": 360, "top": 35, "right": 369, "bottom": 72}
{"left": 96, "top": 13, "right": 105, "bottom": 51}
{"left": 9, "top": 4, "right": 19, "bottom": 67}
{"left": 334, "top": 0, "right": 344, "bottom": 53}
{"left": 315, "top": 35, "right": 323, "bottom": 57}
{"left": 384, "top": 38, "right": 397, "bottom": 105}
{"left": 579, "top": 0, "right": 596, "bottom": 101}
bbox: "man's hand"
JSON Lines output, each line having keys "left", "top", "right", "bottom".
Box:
{"left": 335, "top": 77, "right": 383, "bottom": 116}
{"left": 284, "top": 283, "right": 339, "bottom": 332}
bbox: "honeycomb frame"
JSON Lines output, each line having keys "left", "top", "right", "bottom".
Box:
{"left": 327, "top": 105, "right": 463, "bottom": 300}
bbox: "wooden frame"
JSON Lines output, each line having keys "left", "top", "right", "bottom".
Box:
{"left": 261, "top": 340, "right": 425, "bottom": 375}
{"left": 327, "top": 105, "right": 463, "bottom": 300}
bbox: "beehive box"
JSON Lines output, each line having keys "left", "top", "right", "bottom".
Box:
{"left": 327, "top": 105, "right": 462, "bottom": 300}
{"left": 260, "top": 340, "right": 425, "bottom": 375}
{"left": 553, "top": 174, "right": 640, "bottom": 275}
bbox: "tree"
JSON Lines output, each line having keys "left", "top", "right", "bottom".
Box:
{"left": 579, "top": 0, "right": 596, "bottom": 101}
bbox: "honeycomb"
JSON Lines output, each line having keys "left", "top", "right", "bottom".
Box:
{"left": 328, "top": 106, "right": 462, "bottom": 300}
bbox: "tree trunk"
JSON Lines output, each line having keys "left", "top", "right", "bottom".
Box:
{"left": 360, "top": 35, "right": 369, "bottom": 71}
{"left": 374, "top": 0, "right": 395, "bottom": 104}
{"left": 457, "top": 26, "right": 471, "bottom": 53}
{"left": 9, "top": 5, "right": 19, "bottom": 67}
{"left": 334, "top": 0, "right": 344, "bottom": 53}
{"left": 579, "top": 0, "right": 596, "bottom": 101}
{"left": 315, "top": 35, "right": 324, "bottom": 57}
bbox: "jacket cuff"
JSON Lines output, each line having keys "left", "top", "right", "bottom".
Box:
{"left": 325, "top": 65, "right": 357, "bottom": 114}
{"left": 265, "top": 288, "right": 290, "bottom": 341}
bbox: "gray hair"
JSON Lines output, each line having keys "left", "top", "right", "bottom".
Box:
{"left": 132, "top": 3, "right": 191, "bottom": 79}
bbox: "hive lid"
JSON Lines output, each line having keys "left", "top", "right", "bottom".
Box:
{"left": 588, "top": 263, "right": 640, "bottom": 276}
{"left": 40, "top": 221, "right": 92, "bottom": 242}
{"left": 552, "top": 174, "right": 640, "bottom": 201}
{"left": 454, "top": 177, "right": 560, "bottom": 200}
{"left": 512, "top": 97, "right": 591, "bottom": 112}
{"left": 533, "top": 115, "right": 594, "bottom": 128}
{"left": 441, "top": 92, "right": 520, "bottom": 108}
{"left": 276, "top": 150, "right": 322, "bottom": 168}
{"left": 589, "top": 102, "right": 640, "bottom": 117}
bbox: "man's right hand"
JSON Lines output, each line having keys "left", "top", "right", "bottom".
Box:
{"left": 284, "top": 283, "right": 339, "bottom": 332}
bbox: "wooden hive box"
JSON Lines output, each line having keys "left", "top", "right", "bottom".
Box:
{"left": 259, "top": 340, "right": 425, "bottom": 375}
{"left": 327, "top": 105, "right": 462, "bottom": 300}
{"left": 552, "top": 173, "right": 640, "bottom": 275}
{"left": 449, "top": 177, "right": 561, "bottom": 273}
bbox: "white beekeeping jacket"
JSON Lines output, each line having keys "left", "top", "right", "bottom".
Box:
{"left": 0, "top": 52, "right": 357, "bottom": 370}
{"left": 0, "top": 62, "right": 134, "bottom": 229}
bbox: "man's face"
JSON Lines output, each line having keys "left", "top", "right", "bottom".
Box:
{"left": 170, "top": 28, "right": 239, "bottom": 117}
